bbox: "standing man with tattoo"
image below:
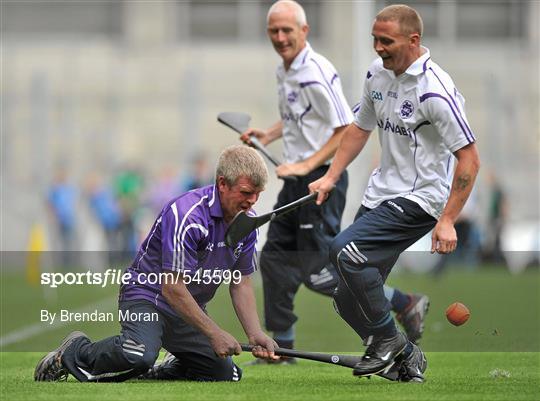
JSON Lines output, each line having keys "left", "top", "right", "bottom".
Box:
{"left": 309, "top": 4, "right": 480, "bottom": 381}
{"left": 241, "top": 0, "right": 430, "bottom": 360}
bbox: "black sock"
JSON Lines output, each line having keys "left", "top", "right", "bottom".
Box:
{"left": 368, "top": 314, "right": 399, "bottom": 340}
{"left": 391, "top": 290, "right": 411, "bottom": 314}
{"left": 274, "top": 339, "right": 294, "bottom": 350}
{"left": 401, "top": 341, "right": 413, "bottom": 359}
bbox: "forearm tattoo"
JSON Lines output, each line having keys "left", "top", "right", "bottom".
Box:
{"left": 456, "top": 174, "right": 471, "bottom": 191}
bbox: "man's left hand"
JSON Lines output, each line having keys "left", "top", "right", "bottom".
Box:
{"left": 431, "top": 217, "right": 457, "bottom": 254}
{"left": 248, "top": 332, "right": 279, "bottom": 361}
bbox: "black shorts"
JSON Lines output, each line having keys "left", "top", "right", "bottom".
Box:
{"left": 331, "top": 197, "right": 437, "bottom": 279}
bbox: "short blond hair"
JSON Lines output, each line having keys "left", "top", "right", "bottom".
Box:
{"left": 216, "top": 145, "right": 268, "bottom": 189}
{"left": 376, "top": 4, "right": 423, "bottom": 37}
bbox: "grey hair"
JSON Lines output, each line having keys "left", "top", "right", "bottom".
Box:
{"left": 215, "top": 145, "right": 268, "bottom": 189}
{"left": 267, "top": 0, "right": 307, "bottom": 27}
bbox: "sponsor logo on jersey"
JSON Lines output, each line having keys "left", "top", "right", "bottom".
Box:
{"left": 371, "top": 91, "right": 383, "bottom": 101}
{"left": 387, "top": 91, "right": 398, "bottom": 99}
{"left": 281, "top": 112, "right": 299, "bottom": 123}
{"left": 377, "top": 118, "right": 413, "bottom": 138}
{"left": 399, "top": 100, "right": 415, "bottom": 118}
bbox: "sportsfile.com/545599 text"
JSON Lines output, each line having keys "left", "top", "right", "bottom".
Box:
{"left": 40, "top": 269, "right": 242, "bottom": 288}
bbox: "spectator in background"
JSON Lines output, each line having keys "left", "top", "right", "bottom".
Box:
{"left": 47, "top": 167, "right": 78, "bottom": 269}
{"left": 180, "top": 152, "right": 213, "bottom": 193}
{"left": 114, "top": 165, "right": 145, "bottom": 258}
{"left": 483, "top": 170, "right": 507, "bottom": 265}
{"left": 85, "top": 172, "right": 122, "bottom": 264}
{"left": 147, "top": 165, "right": 181, "bottom": 215}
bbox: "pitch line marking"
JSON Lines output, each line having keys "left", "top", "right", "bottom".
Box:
{"left": 0, "top": 296, "right": 117, "bottom": 348}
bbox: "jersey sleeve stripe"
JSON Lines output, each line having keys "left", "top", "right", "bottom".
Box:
{"left": 309, "top": 59, "right": 348, "bottom": 125}
{"left": 179, "top": 223, "right": 209, "bottom": 273}
{"left": 171, "top": 203, "right": 180, "bottom": 271}
{"left": 173, "top": 195, "right": 208, "bottom": 271}
{"left": 300, "top": 81, "right": 321, "bottom": 88}
{"left": 427, "top": 67, "right": 476, "bottom": 142}
{"left": 299, "top": 81, "right": 345, "bottom": 124}
{"left": 419, "top": 92, "right": 475, "bottom": 144}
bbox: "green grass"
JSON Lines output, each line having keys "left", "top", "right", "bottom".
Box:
{"left": 1, "top": 351, "right": 538, "bottom": 401}
{"left": 1, "top": 267, "right": 539, "bottom": 400}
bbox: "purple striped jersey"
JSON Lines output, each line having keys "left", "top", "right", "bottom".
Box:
{"left": 119, "top": 185, "right": 258, "bottom": 316}
{"left": 276, "top": 42, "right": 354, "bottom": 164}
{"left": 353, "top": 47, "right": 476, "bottom": 219}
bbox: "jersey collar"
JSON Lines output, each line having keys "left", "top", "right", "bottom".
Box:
{"left": 208, "top": 185, "right": 223, "bottom": 219}
{"left": 279, "top": 42, "right": 311, "bottom": 74}
{"left": 403, "top": 46, "right": 431, "bottom": 77}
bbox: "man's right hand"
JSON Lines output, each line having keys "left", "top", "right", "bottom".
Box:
{"left": 209, "top": 328, "right": 242, "bottom": 358}
{"left": 309, "top": 175, "right": 336, "bottom": 205}
{"left": 240, "top": 128, "right": 268, "bottom": 146}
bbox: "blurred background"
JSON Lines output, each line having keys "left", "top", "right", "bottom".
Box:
{"left": 1, "top": 1, "right": 539, "bottom": 352}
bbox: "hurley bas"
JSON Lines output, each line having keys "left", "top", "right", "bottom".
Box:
{"left": 40, "top": 309, "right": 159, "bottom": 325}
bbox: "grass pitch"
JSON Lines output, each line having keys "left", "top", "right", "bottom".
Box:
{"left": 1, "top": 351, "right": 538, "bottom": 401}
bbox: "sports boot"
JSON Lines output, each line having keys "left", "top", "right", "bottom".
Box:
{"left": 396, "top": 294, "right": 430, "bottom": 344}
{"left": 397, "top": 343, "right": 427, "bottom": 382}
{"left": 353, "top": 331, "right": 407, "bottom": 377}
{"left": 34, "top": 331, "right": 88, "bottom": 381}
{"left": 377, "top": 342, "right": 427, "bottom": 383}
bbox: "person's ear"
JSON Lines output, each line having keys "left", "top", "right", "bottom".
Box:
{"left": 410, "top": 33, "right": 420, "bottom": 47}
{"left": 217, "top": 176, "right": 227, "bottom": 191}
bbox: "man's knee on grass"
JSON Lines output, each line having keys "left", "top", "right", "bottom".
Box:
{"left": 116, "top": 337, "right": 160, "bottom": 376}
{"left": 184, "top": 360, "right": 243, "bottom": 382}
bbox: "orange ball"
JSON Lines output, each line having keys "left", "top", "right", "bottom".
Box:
{"left": 445, "top": 302, "right": 470, "bottom": 326}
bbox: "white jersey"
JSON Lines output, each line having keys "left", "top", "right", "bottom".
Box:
{"left": 355, "top": 48, "right": 476, "bottom": 219}
{"left": 277, "top": 43, "right": 354, "bottom": 164}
